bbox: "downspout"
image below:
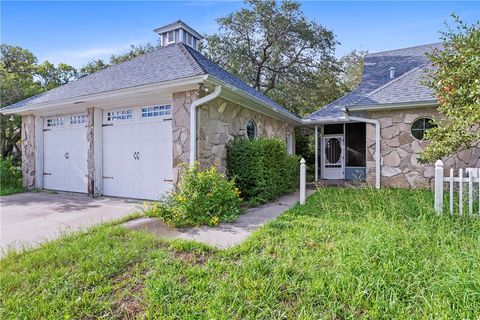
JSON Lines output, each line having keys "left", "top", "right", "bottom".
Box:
{"left": 348, "top": 116, "right": 381, "bottom": 189}
{"left": 189, "top": 85, "right": 222, "bottom": 165}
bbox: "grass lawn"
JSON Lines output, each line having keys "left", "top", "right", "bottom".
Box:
{"left": 1, "top": 188, "right": 479, "bottom": 319}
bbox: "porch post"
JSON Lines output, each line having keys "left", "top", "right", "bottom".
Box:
{"left": 314, "top": 125, "right": 318, "bottom": 181}
{"left": 320, "top": 125, "right": 324, "bottom": 179}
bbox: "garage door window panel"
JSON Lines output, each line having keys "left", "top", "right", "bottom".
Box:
{"left": 46, "top": 117, "right": 64, "bottom": 127}
{"left": 70, "top": 114, "right": 87, "bottom": 125}
{"left": 107, "top": 109, "right": 133, "bottom": 121}
{"left": 141, "top": 105, "right": 171, "bottom": 118}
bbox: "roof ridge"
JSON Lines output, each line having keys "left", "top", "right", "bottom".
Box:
{"left": 366, "top": 42, "right": 442, "bottom": 57}
{"left": 363, "top": 64, "right": 427, "bottom": 98}
{"left": 177, "top": 43, "right": 207, "bottom": 75}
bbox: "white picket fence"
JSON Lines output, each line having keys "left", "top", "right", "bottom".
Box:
{"left": 434, "top": 160, "right": 480, "bottom": 215}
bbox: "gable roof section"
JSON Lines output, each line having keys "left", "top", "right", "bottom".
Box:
{"left": 352, "top": 65, "right": 436, "bottom": 107}
{"left": 309, "top": 43, "right": 441, "bottom": 120}
{"left": 2, "top": 43, "right": 298, "bottom": 121}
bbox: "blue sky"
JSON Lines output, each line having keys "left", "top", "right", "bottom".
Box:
{"left": 1, "top": 1, "right": 479, "bottom": 68}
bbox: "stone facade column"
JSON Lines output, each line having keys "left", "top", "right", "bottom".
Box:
{"left": 172, "top": 90, "right": 199, "bottom": 184}
{"left": 87, "top": 108, "right": 95, "bottom": 195}
{"left": 21, "top": 114, "right": 36, "bottom": 189}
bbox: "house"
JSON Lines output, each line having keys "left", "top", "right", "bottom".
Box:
{"left": 305, "top": 44, "right": 480, "bottom": 188}
{"left": 1, "top": 21, "right": 301, "bottom": 200}
{"left": 2, "top": 21, "right": 478, "bottom": 200}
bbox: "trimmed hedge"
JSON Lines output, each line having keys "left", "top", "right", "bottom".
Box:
{"left": 226, "top": 137, "right": 300, "bottom": 205}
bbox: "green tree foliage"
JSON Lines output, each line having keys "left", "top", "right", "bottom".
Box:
{"left": 0, "top": 44, "right": 78, "bottom": 160}
{"left": 339, "top": 49, "right": 367, "bottom": 91}
{"left": 420, "top": 16, "right": 480, "bottom": 163}
{"left": 201, "top": 0, "right": 342, "bottom": 116}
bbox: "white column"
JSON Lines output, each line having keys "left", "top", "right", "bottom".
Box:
{"left": 320, "top": 125, "right": 324, "bottom": 179}
{"left": 300, "top": 158, "right": 306, "bottom": 205}
{"left": 434, "top": 160, "right": 444, "bottom": 214}
{"left": 34, "top": 116, "right": 44, "bottom": 189}
{"left": 314, "top": 125, "right": 318, "bottom": 182}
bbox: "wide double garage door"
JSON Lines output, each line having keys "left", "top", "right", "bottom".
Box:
{"left": 43, "top": 106, "right": 173, "bottom": 200}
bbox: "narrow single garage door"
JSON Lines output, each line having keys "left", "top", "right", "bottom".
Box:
{"left": 43, "top": 114, "right": 88, "bottom": 193}
{"left": 102, "top": 105, "right": 173, "bottom": 200}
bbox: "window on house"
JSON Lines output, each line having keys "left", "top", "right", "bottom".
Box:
{"left": 142, "top": 105, "right": 171, "bottom": 118}
{"left": 411, "top": 117, "right": 435, "bottom": 140}
{"left": 246, "top": 119, "right": 257, "bottom": 140}
{"left": 167, "top": 31, "right": 175, "bottom": 44}
{"left": 107, "top": 109, "right": 132, "bottom": 121}
{"left": 70, "top": 114, "right": 87, "bottom": 125}
{"left": 286, "top": 132, "right": 293, "bottom": 155}
{"left": 46, "top": 117, "right": 64, "bottom": 127}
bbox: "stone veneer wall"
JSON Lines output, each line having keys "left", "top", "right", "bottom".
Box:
{"left": 171, "top": 90, "right": 199, "bottom": 184}
{"left": 197, "top": 98, "right": 295, "bottom": 173}
{"left": 87, "top": 108, "right": 95, "bottom": 195}
{"left": 171, "top": 90, "right": 295, "bottom": 183}
{"left": 366, "top": 107, "right": 480, "bottom": 188}
{"left": 21, "top": 114, "right": 36, "bottom": 188}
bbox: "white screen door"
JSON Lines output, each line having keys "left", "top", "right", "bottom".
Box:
{"left": 322, "top": 135, "right": 344, "bottom": 179}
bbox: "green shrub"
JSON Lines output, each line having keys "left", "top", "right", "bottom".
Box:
{"left": 145, "top": 163, "right": 242, "bottom": 227}
{"left": 0, "top": 156, "right": 23, "bottom": 195}
{"left": 226, "top": 137, "right": 300, "bottom": 205}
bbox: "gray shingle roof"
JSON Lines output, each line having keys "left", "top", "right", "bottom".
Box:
{"left": 2, "top": 44, "right": 204, "bottom": 111}
{"left": 353, "top": 65, "right": 435, "bottom": 106}
{"left": 308, "top": 43, "right": 442, "bottom": 120}
{"left": 184, "top": 45, "right": 296, "bottom": 117}
{"left": 2, "top": 43, "right": 298, "bottom": 120}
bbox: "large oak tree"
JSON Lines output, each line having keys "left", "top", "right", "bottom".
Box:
{"left": 201, "top": 0, "right": 342, "bottom": 116}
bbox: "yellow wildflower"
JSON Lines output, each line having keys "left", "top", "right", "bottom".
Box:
{"left": 210, "top": 216, "right": 219, "bottom": 226}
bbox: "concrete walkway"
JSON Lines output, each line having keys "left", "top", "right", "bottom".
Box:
{"left": 122, "top": 188, "right": 316, "bottom": 248}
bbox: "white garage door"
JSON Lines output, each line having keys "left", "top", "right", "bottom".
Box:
{"left": 102, "top": 105, "right": 173, "bottom": 200}
{"left": 43, "top": 114, "right": 88, "bottom": 193}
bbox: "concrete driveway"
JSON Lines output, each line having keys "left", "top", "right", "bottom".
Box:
{"left": 0, "top": 192, "right": 141, "bottom": 255}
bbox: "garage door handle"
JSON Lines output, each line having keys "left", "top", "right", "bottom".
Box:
{"left": 133, "top": 152, "right": 140, "bottom": 160}
{"left": 64, "top": 152, "right": 70, "bottom": 159}
{"left": 103, "top": 176, "right": 114, "bottom": 179}
{"left": 164, "top": 179, "right": 173, "bottom": 182}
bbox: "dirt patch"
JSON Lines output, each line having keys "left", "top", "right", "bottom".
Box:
{"left": 172, "top": 250, "right": 209, "bottom": 266}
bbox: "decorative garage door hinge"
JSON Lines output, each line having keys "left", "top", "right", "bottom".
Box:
{"left": 102, "top": 123, "right": 113, "bottom": 127}
{"left": 163, "top": 118, "right": 172, "bottom": 121}
{"left": 43, "top": 172, "right": 52, "bottom": 175}
{"left": 163, "top": 179, "right": 173, "bottom": 182}
{"left": 43, "top": 129, "right": 51, "bottom": 132}
{"left": 102, "top": 176, "right": 114, "bottom": 179}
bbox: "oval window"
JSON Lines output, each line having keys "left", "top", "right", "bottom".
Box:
{"left": 246, "top": 119, "right": 256, "bottom": 140}
{"left": 325, "top": 138, "right": 341, "bottom": 164}
{"left": 411, "top": 118, "right": 435, "bottom": 140}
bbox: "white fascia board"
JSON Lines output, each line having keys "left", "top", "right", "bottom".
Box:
{"left": 347, "top": 100, "right": 438, "bottom": 112}
{"left": 1, "top": 75, "right": 207, "bottom": 116}
{"left": 206, "top": 76, "right": 303, "bottom": 126}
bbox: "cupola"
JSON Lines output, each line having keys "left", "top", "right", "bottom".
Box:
{"left": 154, "top": 20, "right": 203, "bottom": 50}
